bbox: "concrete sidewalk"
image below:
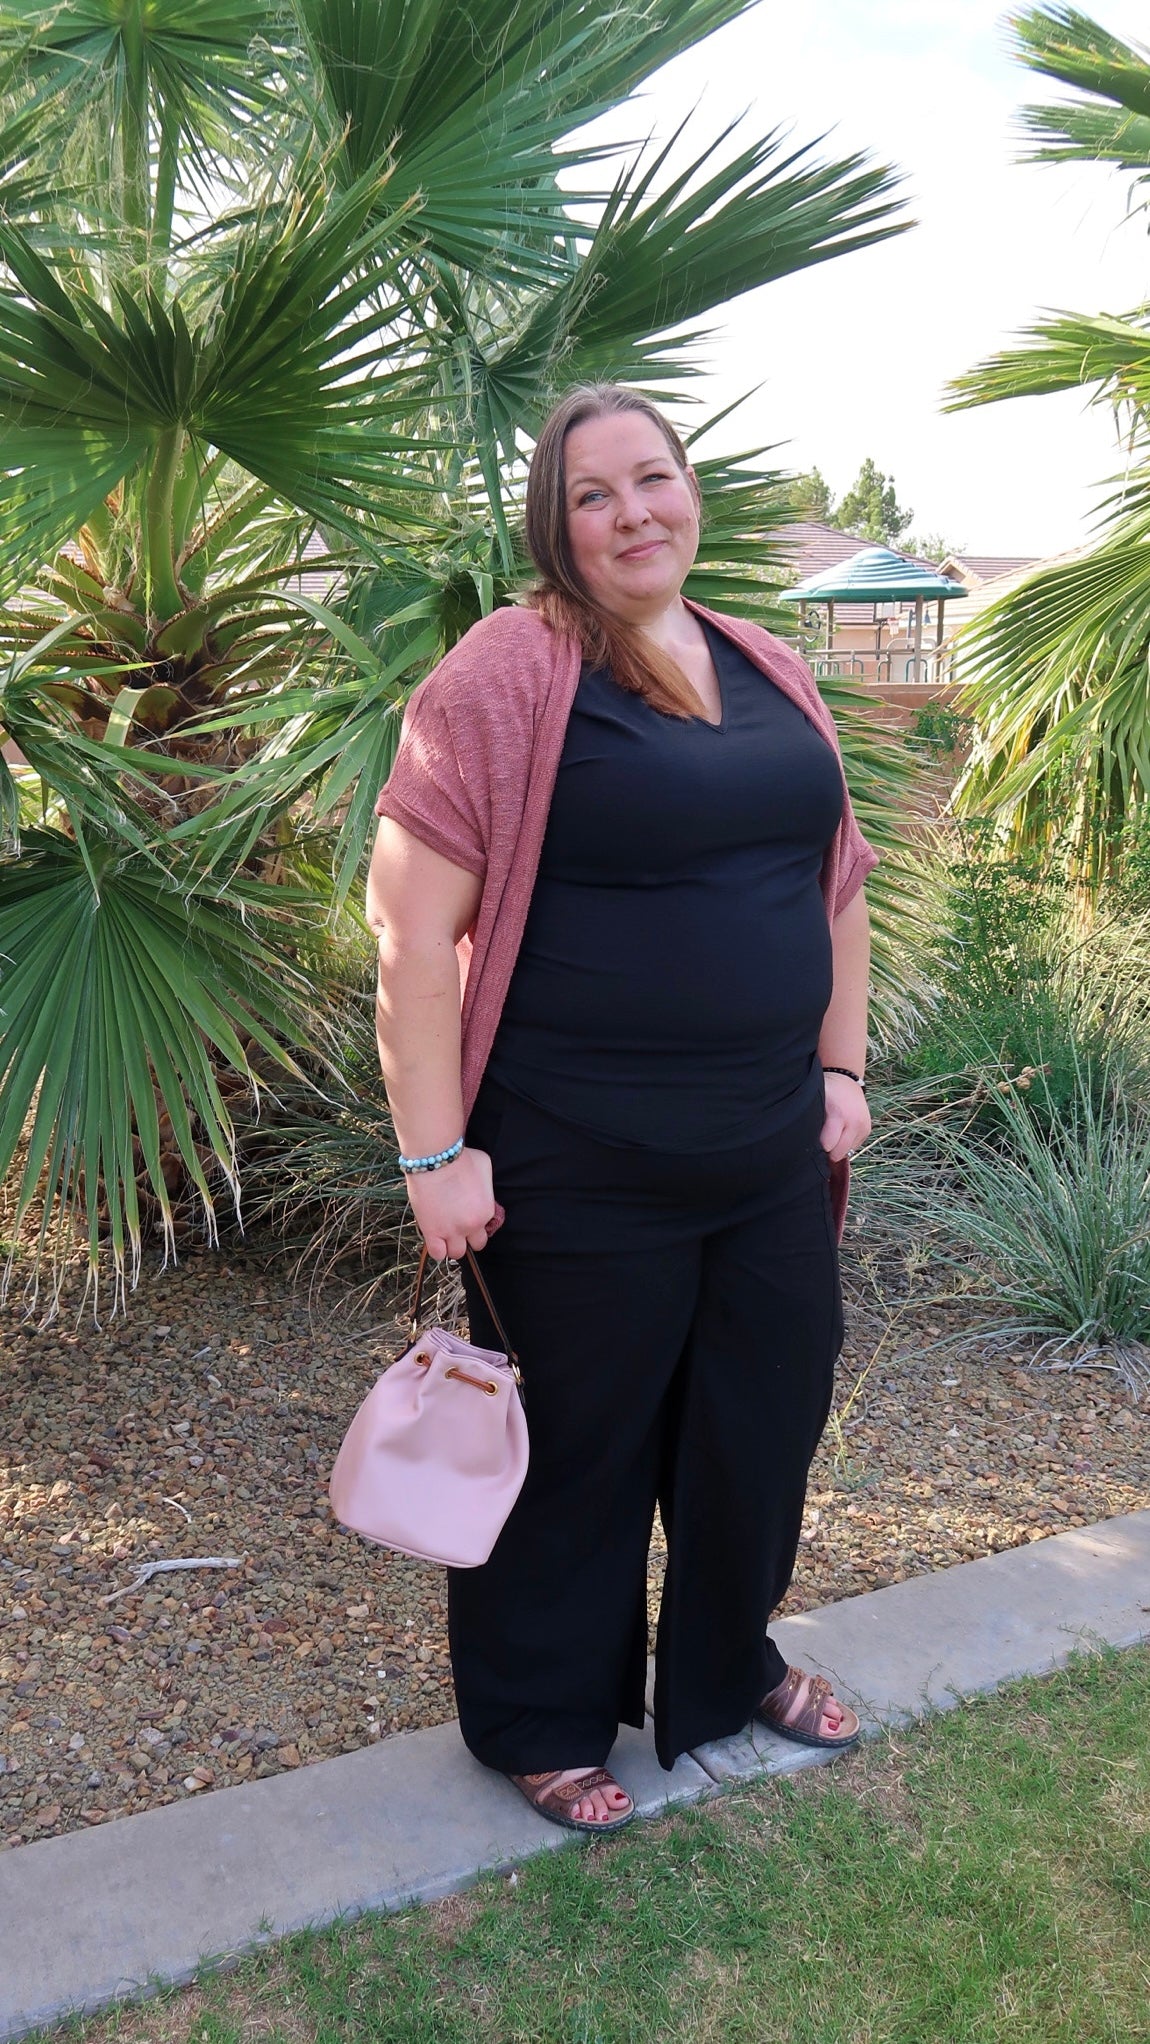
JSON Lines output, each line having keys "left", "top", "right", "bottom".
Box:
{"left": 2, "top": 1510, "right": 1147, "bottom": 2041}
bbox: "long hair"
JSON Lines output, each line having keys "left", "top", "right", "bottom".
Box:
{"left": 524, "top": 383, "right": 704, "bottom": 718}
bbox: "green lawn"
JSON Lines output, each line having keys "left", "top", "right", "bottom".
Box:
{"left": 50, "top": 1646, "right": 1150, "bottom": 2044}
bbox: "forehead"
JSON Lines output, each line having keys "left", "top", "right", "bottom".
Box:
{"left": 563, "top": 410, "right": 675, "bottom": 483}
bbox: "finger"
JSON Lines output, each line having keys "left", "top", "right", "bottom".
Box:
{"left": 444, "top": 1232, "right": 469, "bottom": 1261}
{"left": 465, "top": 1227, "right": 492, "bottom": 1253}
{"left": 425, "top": 1234, "right": 448, "bottom": 1262}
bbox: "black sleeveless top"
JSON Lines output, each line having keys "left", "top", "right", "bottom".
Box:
{"left": 486, "top": 622, "right": 844, "bottom": 1151}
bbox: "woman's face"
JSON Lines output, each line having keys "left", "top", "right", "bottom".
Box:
{"left": 562, "top": 411, "right": 700, "bottom": 623}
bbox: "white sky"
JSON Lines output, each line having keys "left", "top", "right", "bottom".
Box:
{"left": 584, "top": 0, "right": 1150, "bottom": 557}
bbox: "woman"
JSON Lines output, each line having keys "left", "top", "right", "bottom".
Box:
{"left": 366, "top": 383, "right": 875, "bottom": 1835}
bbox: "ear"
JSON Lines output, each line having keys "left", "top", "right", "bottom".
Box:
{"left": 685, "top": 466, "right": 703, "bottom": 517}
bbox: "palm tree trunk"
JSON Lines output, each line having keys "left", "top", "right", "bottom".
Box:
{"left": 143, "top": 429, "right": 185, "bottom": 624}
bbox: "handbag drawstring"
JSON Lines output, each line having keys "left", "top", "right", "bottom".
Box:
{"left": 411, "top": 1244, "right": 523, "bottom": 1389}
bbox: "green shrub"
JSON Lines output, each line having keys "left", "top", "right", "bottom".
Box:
{"left": 856, "top": 1053, "right": 1150, "bottom": 1390}
{"left": 237, "top": 978, "right": 412, "bottom": 1293}
{"left": 894, "top": 823, "right": 1150, "bottom": 1132}
{"left": 907, "top": 702, "right": 973, "bottom": 760}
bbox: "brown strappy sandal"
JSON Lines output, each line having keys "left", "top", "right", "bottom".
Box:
{"left": 509, "top": 1767, "right": 636, "bottom": 1834}
{"left": 756, "top": 1666, "right": 861, "bottom": 1751}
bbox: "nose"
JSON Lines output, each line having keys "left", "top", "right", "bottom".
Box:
{"left": 615, "top": 485, "right": 651, "bottom": 529}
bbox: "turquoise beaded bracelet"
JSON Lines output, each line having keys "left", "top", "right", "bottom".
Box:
{"left": 397, "top": 1136, "right": 465, "bottom": 1174}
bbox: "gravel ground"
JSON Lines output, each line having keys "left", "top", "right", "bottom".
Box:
{"left": 2, "top": 1233, "right": 1146, "bottom": 1850}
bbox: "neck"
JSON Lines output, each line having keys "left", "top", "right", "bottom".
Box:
{"left": 620, "top": 592, "right": 700, "bottom": 655}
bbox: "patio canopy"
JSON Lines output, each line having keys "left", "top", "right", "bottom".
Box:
{"left": 779, "top": 545, "right": 967, "bottom": 680}
{"left": 779, "top": 545, "right": 967, "bottom": 605}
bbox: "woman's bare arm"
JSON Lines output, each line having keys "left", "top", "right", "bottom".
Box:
{"left": 817, "top": 886, "right": 872, "bottom": 1163}
{"left": 366, "top": 817, "right": 499, "bottom": 1259}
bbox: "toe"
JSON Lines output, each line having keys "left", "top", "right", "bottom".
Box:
{"left": 548, "top": 1770, "right": 633, "bottom": 1824}
{"left": 581, "top": 1785, "right": 630, "bottom": 1823}
{"left": 763, "top": 1669, "right": 858, "bottom": 1742}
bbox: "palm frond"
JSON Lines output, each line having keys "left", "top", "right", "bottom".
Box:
{"left": 0, "top": 426, "right": 150, "bottom": 597}
{"left": 478, "top": 120, "right": 907, "bottom": 426}
{"left": 296, "top": 0, "right": 756, "bottom": 282}
{"left": 1, "top": 0, "right": 283, "bottom": 233}
{"left": 173, "top": 593, "right": 440, "bottom": 900}
{"left": 0, "top": 173, "right": 441, "bottom": 600}
{"left": 0, "top": 86, "right": 71, "bottom": 221}
{"left": 943, "top": 11, "right": 1150, "bottom": 880}
{"left": 0, "top": 824, "right": 327, "bottom": 1295}
{"left": 945, "top": 307, "right": 1150, "bottom": 414}
{"left": 1009, "top": 5, "right": 1150, "bottom": 174}
{"left": 951, "top": 510, "right": 1150, "bottom": 875}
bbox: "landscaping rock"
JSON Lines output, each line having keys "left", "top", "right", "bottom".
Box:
{"left": 1, "top": 1240, "right": 1145, "bottom": 1850}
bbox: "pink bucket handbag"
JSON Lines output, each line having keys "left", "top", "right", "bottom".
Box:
{"left": 329, "top": 1247, "right": 528, "bottom": 1567}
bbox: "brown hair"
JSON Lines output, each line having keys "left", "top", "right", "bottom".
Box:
{"left": 524, "top": 383, "right": 704, "bottom": 718}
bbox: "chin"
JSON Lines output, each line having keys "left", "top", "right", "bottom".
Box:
{"left": 609, "top": 562, "right": 682, "bottom": 600}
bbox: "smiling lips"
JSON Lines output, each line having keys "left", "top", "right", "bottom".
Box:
{"left": 615, "top": 538, "right": 666, "bottom": 561}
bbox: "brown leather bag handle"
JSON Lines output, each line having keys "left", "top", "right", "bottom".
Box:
{"left": 411, "top": 1244, "right": 520, "bottom": 1379}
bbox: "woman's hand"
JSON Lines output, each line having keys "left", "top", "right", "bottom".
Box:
{"left": 405, "top": 1146, "right": 504, "bottom": 1262}
{"left": 820, "top": 1071, "right": 871, "bottom": 1164}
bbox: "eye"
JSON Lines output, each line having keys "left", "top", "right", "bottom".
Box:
{"left": 642, "top": 469, "right": 671, "bottom": 483}
{"left": 576, "top": 487, "right": 606, "bottom": 506}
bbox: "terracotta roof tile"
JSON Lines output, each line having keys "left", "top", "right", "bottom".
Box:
{"left": 944, "top": 553, "right": 1038, "bottom": 586}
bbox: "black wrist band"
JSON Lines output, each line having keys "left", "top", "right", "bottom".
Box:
{"left": 823, "top": 1065, "right": 866, "bottom": 1091}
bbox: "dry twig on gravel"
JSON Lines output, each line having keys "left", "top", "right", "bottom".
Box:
{"left": 101, "top": 1557, "right": 244, "bottom": 1604}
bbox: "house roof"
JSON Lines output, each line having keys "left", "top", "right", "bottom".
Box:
{"left": 290, "top": 525, "right": 343, "bottom": 605}
{"left": 776, "top": 521, "right": 939, "bottom": 580}
{"left": 941, "top": 553, "right": 1039, "bottom": 587}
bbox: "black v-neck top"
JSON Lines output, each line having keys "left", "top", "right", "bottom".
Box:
{"left": 486, "top": 622, "right": 844, "bottom": 1150}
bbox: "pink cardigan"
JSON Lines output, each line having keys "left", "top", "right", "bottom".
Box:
{"left": 375, "top": 600, "right": 878, "bottom": 1238}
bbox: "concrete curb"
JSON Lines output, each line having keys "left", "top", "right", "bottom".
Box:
{"left": 1, "top": 1510, "right": 1147, "bottom": 2040}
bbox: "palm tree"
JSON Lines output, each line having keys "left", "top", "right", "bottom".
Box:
{"left": 1, "top": 0, "right": 915, "bottom": 1299}
{"left": 945, "top": 4, "right": 1150, "bottom": 883}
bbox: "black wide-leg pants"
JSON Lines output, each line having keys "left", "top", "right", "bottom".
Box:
{"left": 450, "top": 1077, "right": 844, "bottom": 1774}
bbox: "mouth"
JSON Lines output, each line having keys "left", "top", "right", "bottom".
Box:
{"left": 615, "top": 539, "right": 666, "bottom": 562}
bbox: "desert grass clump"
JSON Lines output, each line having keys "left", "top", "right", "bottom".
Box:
{"left": 878, "top": 1057, "right": 1150, "bottom": 1393}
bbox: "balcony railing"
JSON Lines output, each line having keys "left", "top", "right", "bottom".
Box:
{"left": 811, "top": 645, "right": 959, "bottom": 689}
